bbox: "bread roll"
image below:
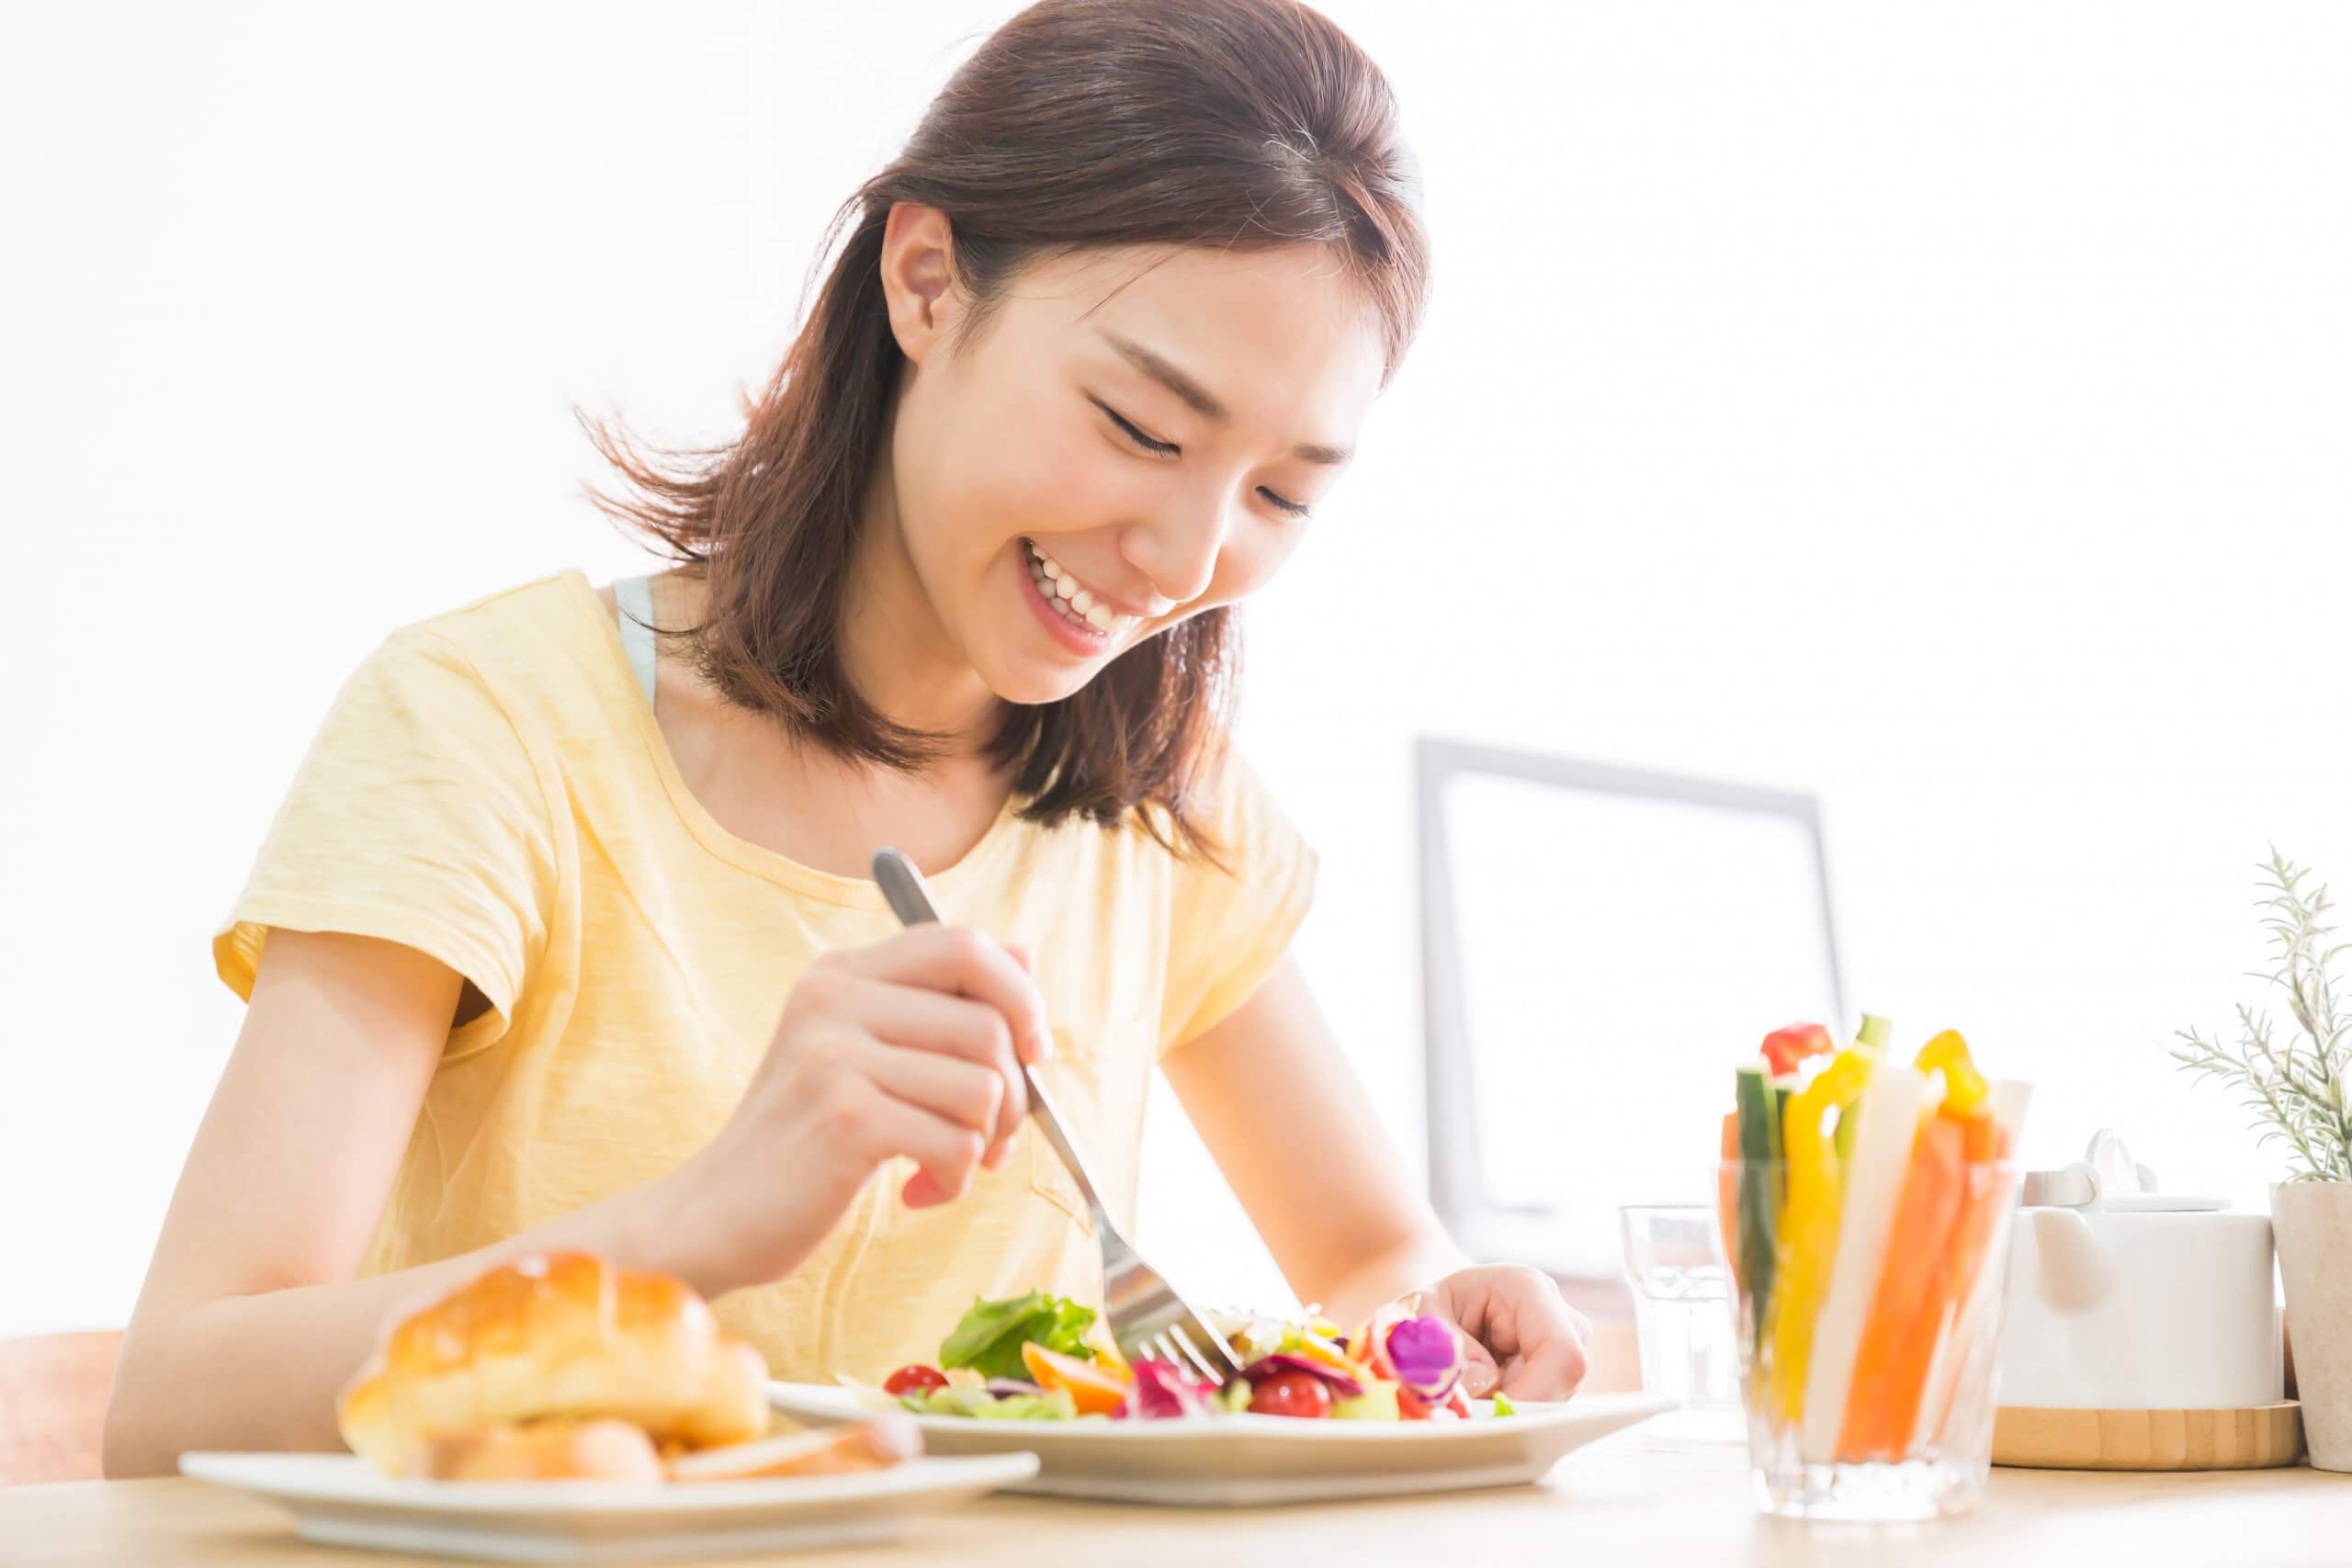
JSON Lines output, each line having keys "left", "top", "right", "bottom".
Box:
{"left": 419, "top": 1419, "right": 666, "bottom": 1483}
{"left": 338, "top": 1252, "right": 769, "bottom": 1476}
{"left": 665, "top": 1416, "right": 922, "bottom": 1483}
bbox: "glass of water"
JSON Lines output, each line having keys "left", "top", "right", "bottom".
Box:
{"left": 1619, "top": 1203, "right": 1742, "bottom": 1439}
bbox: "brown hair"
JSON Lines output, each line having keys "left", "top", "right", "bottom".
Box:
{"left": 588, "top": 0, "right": 1426, "bottom": 852}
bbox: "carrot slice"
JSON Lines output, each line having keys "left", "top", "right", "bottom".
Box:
{"left": 1022, "top": 1342, "right": 1130, "bottom": 1416}
{"left": 1718, "top": 1112, "right": 1743, "bottom": 1292}
{"left": 1835, "top": 1113, "right": 1965, "bottom": 1461}
{"left": 1871, "top": 1113, "right": 2011, "bottom": 1454}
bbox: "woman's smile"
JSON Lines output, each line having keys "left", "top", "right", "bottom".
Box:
{"left": 1018, "top": 536, "right": 1140, "bottom": 655}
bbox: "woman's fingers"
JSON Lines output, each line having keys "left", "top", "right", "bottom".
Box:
{"left": 1498, "top": 1325, "right": 1589, "bottom": 1401}
{"left": 820, "top": 926, "right": 1051, "bottom": 1066}
{"left": 1432, "top": 1265, "right": 1592, "bottom": 1402}
{"left": 1457, "top": 1338, "right": 1502, "bottom": 1398}
{"left": 858, "top": 1034, "right": 1019, "bottom": 1159}
{"left": 847, "top": 1080, "right": 989, "bottom": 1208}
{"left": 838, "top": 980, "right": 1028, "bottom": 1155}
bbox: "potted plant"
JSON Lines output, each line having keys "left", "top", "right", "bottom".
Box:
{"left": 2172, "top": 850, "right": 2352, "bottom": 1471}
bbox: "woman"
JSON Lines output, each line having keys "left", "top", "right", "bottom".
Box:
{"left": 105, "top": 0, "right": 1588, "bottom": 1475}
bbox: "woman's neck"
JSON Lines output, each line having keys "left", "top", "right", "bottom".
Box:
{"left": 835, "top": 457, "right": 1002, "bottom": 751}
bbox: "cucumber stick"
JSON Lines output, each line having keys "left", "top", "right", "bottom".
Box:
{"left": 1733, "top": 1066, "right": 1781, "bottom": 1349}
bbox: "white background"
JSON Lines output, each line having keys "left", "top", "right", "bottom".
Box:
{"left": 6, "top": 2, "right": 2348, "bottom": 1337}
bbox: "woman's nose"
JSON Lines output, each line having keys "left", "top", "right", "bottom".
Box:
{"left": 1122, "top": 493, "right": 1235, "bottom": 610}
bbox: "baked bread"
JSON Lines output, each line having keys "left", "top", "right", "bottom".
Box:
{"left": 338, "top": 1253, "right": 769, "bottom": 1476}
{"left": 665, "top": 1416, "right": 922, "bottom": 1483}
{"left": 416, "top": 1418, "right": 667, "bottom": 1483}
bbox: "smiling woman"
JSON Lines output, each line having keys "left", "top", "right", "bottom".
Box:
{"left": 101, "top": 0, "right": 1590, "bottom": 1482}
{"left": 585, "top": 21, "right": 1419, "bottom": 845}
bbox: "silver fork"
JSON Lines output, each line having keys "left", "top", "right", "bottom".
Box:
{"left": 870, "top": 848, "right": 1244, "bottom": 1388}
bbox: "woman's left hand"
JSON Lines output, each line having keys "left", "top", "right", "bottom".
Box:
{"left": 1426, "top": 1265, "right": 1591, "bottom": 1401}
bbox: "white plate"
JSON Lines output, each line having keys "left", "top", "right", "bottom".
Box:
{"left": 766, "top": 1382, "right": 1675, "bottom": 1506}
{"left": 178, "top": 1450, "right": 1040, "bottom": 1564}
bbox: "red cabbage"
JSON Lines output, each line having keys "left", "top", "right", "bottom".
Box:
{"left": 1239, "top": 1353, "right": 1363, "bottom": 1400}
{"left": 984, "top": 1378, "right": 1045, "bottom": 1399}
{"left": 1385, "top": 1314, "right": 1466, "bottom": 1401}
{"left": 1120, "top": 1358, "right": 1221, "bottom": 1420}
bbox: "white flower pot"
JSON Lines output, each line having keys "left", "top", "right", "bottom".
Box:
{"left": 2271, "top": 1180, "right": 2352, "bottom": 1472}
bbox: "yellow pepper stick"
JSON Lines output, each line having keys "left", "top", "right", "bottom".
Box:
{"left": 1770, "top": 1048, "right": 1876, "bottom": 1424}
{"left": 1917, "top": 1030, "right": 1989, "bottom": 1116}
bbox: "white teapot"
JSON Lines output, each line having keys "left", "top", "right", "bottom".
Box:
{"left": 1996, "top": 1130, "right": 2279, "bottom": 1409}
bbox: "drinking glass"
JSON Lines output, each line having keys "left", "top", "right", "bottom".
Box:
{"left": 1718, "top": 1159, "right": 2019, "bottom": 1520}
{"left": 1618, "top": 1204, "right": 1743, "bottom": 1439}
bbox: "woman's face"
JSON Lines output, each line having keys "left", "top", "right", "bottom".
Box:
{"left": 882, "top": 214, "right": 1387, "bottom": 706}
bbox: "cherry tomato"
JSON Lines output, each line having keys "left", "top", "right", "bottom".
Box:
{"left": 1249, "top": 1371, "right": 1333, "bottom": 1419}
{"left": 1760, "top": 1022, "right": 1835, "bottom": 1077}
{"left": 884, "top": 1364, "right": 948, "bottom": 1396}
{"left": 1397, "top": 1385, "right": 1469, "bottom": 1420}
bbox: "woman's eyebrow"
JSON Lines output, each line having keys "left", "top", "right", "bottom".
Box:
{"left": 1100, "top": 330, "right": 1228, "bottom": 421}
{"left": 1096, "top": 329, "right": 1353, "bottom": 466}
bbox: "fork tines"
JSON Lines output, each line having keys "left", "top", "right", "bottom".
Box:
{"left": 1150, "top": 1323, "right": 1229, "bottom": 1387}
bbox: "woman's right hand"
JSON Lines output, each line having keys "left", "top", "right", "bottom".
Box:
{"left": 662, "top": 923, "right": 1053, "bottom": 1295}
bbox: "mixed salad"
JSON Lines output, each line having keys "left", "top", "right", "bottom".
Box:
{"left": 1717, "top": 1015, "right": 2028, "bottom": 1466}
{"left": 867, "top": 1291, "right": 1513, "bottom": 1424}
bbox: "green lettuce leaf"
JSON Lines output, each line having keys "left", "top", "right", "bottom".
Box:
{"left": 937, "top": 1292, "right": 1100, "bottom": 1383}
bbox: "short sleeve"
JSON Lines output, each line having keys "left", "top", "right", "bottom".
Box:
{"left": 1156, "top": 751, "right": 1318, "bottom": 1056}
{"left": 213, "top": 627, "right": 559, "bottom": 1043}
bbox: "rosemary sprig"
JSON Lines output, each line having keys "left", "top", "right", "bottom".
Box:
{"left": 2168, "top": 848, "right": 2352, "bottom": 1184}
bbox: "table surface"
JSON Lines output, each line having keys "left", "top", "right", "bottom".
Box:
{"left": 7, "top": 1431, "right": 2345, "bottom": 1568}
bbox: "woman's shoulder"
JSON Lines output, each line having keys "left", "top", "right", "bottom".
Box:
{"left": 361, "top": 570, "right": 626, "bottom": 721}
{"left": 391, "top": 570, "right": 605, "bottom": 662}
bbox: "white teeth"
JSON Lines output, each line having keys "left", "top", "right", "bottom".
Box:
{"left": 1024, "top": 538, "right": 1134, "bottom": 639}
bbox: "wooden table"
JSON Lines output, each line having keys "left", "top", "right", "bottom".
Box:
{"left": 7, "top": 1434, "right": 2343, "bottom": 1568}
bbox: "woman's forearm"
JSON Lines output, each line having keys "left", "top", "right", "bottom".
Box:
{"left": 1310, "top": 1227, "right": 1471, "bottom": 1329}
{"left": 102, "top": 1166, "right": 721, "bottom": 1478}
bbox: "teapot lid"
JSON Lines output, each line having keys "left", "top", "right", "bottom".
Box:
{"left": 2018, "top": 1129, "right": 2232, "bottom": 1212}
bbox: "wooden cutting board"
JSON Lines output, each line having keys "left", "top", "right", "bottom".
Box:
{"left": 1993, "top": 1402, "right": 2305, "bottom": 1470}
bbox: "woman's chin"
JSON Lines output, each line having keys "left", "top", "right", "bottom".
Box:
{"left": 987, "top": 664, "right": 1099, "bottom": 708}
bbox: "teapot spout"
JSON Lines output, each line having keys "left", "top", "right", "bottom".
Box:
{"left": 2030, "top": 1198, "right": 2114, "bottom": 1312}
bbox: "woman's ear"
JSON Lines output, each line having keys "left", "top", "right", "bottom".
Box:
{"left": 878, "top": 203, "right": 960, "bottom": 365}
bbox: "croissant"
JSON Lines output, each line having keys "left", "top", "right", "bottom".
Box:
{"left": 337, "top": 1252, "right": 769, "bottom": 1478}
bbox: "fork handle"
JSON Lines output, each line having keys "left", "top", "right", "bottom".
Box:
{"left": 869, "top": 849, "right": 1110, "bottom": 1220}
{"left": 1016, "top": 1066, "right": 1113, "bottom": 1221}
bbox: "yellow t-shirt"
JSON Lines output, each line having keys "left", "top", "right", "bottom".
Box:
{"left": 213, "top": 571, "right": 1314, "bottom": 1382}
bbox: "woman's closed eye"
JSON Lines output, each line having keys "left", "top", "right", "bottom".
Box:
{"left": 1092, "top": 398, "right": 1180, "bottom": 458}
{"left": 1091, "top": 397, "right": 1315, "bottom": 519}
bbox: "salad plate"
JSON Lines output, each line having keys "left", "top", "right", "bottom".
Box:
{"left": 766, "top": 1382, "right": 1671, "bottom": 1505}
{"left": 766, "top": 1382, "right": 1674, "bottom": 1504}
{"left": 770, "top": 1292, "right": 1672, "bottom": 1505}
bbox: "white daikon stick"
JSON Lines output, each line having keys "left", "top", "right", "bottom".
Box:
{"left": 1799, "top": 1066, "right": 1933, "bottom": 1464}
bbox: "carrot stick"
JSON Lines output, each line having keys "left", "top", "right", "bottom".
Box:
{"left": 1907, "top": 1122, "right": 2018, "bottom": 1450}
{"left": 1835, "top": 1113, "right": 1965, "bottom": 1461}
{"left": 1874, "top": 1112, "right": 2010, "bottom": 1454}
{"left": 1719, "top": 1112, "right": 1743, "bottom": 1292}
